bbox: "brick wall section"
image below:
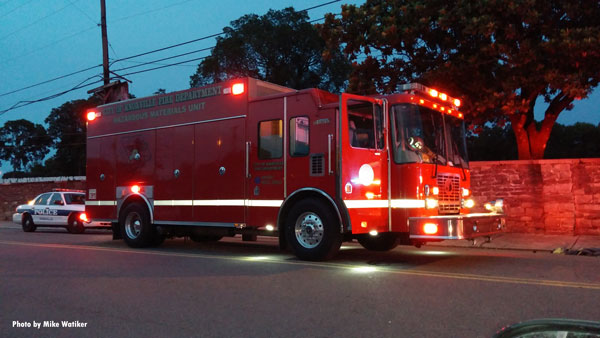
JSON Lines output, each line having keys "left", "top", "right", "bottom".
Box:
{"left": 1, "top": 161, "right": 600, "bottom": 235}
{"left": 470, "top": 159, "right": 600, "bottom": 235}
{"left": 0, "top": 177, "right": 85, "bottom": 221}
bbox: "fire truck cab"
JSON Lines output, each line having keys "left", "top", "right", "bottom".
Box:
{"left": 85, "top": 78, "right": 504, "bottom": 261}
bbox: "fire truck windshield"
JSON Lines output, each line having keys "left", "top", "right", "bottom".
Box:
{"left": 391, "top": 104, "right": 469, "bottom": 168}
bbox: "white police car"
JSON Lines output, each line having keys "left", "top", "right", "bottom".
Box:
{"left": 12, "top": 189, "right": 108, "bottom": 234}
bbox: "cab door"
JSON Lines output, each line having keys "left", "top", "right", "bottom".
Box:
{"left": 245, "top": 97, "right": 286, "bottom": 229}
{"left": 340, "top": 94, "right": 389, "bottom": 234}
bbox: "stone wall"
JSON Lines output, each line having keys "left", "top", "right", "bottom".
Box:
{"left": 0, "top": 177, "right": 85, "bottom": 221}
{"left": 470, "top": 159, "right": 600, "bottom": 235}
{"left": 1, "top": 160, "right": 599, "bottom": 235}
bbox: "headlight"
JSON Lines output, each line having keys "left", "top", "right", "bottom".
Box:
{"left": 463, "top": 199, "right": 475, "bottom": 209}
{"left": 425, "top": 198, "right": 438, "bottom": 209}
{"left": 358, "top": 164, "right": 374, "bottom": 186}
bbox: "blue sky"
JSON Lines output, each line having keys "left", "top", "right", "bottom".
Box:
{"left": 1, "top": 0, "right": 599, "bottom": 175}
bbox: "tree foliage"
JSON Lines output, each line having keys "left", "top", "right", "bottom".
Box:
{"left": 44, "top": 97, "right": 100, "bottom": 176}
{"left": 0, "top": 119, "right": 50, "bottom": 171}
{"left": 321, "top": 0, "right": 600, "bottom": 159}
{"left": 467, "top": 122, "right": 600, "bottom": 161}
{"left": 190, "top": 7, "right": 351, "bottom": 92}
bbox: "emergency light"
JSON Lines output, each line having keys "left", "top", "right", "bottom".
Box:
{"left": 223, "top": 83, "right": 245, "bottom": 95}
{"left": 87, "top": 111, "right": 98, "bottom": 121}
{"left": 423, "top": 223, "right": 438, "bottom": 235}
{"left": 400, "top": 83, "right": 462, "bottom": 109}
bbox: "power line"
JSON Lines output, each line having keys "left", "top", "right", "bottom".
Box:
{"left": 0, "top": 0, "right": 36, "bottom": 20}
{"left": 0, "top": 75, "right": 103, "bottom": 116}
{"left": 0, "top": 0, "right": 80, "bottom": 41}
{"left": 0, "top": 64, "right": 102, "bottom": 98}
{"left": 3, "top": 0, "right": 340, "bottom": 95}
{"left": 111, "top": 47, "right": 213, "bottom": 72}
{"left": 0, "top": 0, "right": 343, "bottom": 116}
{"left": 120, "top": 56, "right": 210, "bottom": 77}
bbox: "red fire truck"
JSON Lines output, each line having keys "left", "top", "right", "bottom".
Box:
{"left": 85, "top": 77, "right": 504, "bottom": 260}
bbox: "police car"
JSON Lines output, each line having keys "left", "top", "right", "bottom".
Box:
{"left": 12, "top": 189, "right": 109, "bottom": 234}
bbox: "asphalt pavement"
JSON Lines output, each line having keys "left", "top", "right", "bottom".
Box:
{"left": 1, "top": 220, "right": 598, "bottom": 255}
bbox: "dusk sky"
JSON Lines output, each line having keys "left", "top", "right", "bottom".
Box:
{"left": 1, "top": 0, "right": 598, "bottom": 174}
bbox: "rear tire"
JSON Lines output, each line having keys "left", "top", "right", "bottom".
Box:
{"left": 285, "top": 200, "right": 341, "bottom": 261}
{"left": 67, "top": 215, "right": 85, "bottom": 234}
{"left": 120, "top": 203, "right": 161, "bottom": 248}
{"left": 357, "top": 233, "right": 399, "bottom": 252}
{"left": 22, "top": 214, "right": 36, "bottom": 232}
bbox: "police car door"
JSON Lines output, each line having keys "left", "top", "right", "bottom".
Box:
{"left": 31, "top": 193, "right": 52, "bottom": 225}
{"left": 48, "top": 193, "right": 68, "bottom": 225}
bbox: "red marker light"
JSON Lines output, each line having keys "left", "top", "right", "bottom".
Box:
{"left": 79, "top": 213, "right": 88, "bottom": 222}
{"left": 232, "top": 83, "right": 245, "bottom": 95}
{"left": 453, "top": 98, "right": 461, "bottom": 107}
{"left": 87, "top": 111, "right": 97, "bottom": 121}
{"left": 423, "top": 223, "right": 438, "bottom": 235}
{"left": 429, "top": 89, "right": 438, "bottom": 98}
{"left": 131, "top": 185, "right": 141, "bottom": 194}
{"left": 440, "top": 93, "right": 448, "bottom": 101}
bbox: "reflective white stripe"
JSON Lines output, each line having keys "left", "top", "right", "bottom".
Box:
{"left": 246, "top": 200, "right": 283, "bottom": 207}
{"left": 153, "top": 200, "right": 283, "bottom": 207}
{"left": 192, "top": 200, "right": 244, "bottom": 206}
{"left": 344, "top": 199, "right": 425, "bottom": 209}
{"left": 85, "top": 200, "right": 117, "bottom": 206}
{"left": 391, "top": 199, "right": 425, "bottom": 208}
{"left": 155, "top": 200, "right": 193, "bottom": 206}
{"left": 344, "top": 200, "right": 389, "bottom": 209}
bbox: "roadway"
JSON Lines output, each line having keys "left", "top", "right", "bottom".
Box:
{"left": 1, "top": 222, "right": 599, "bottom": 337}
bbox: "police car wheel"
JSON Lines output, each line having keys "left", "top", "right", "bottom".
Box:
{"left": 120, "top": 203, "right": 160, "bottom": 248}
{"left": 22, "top": 214, "right": 36, "bottom": 232}
{"left": 67, "top": 216, "right": 85, "bottom": 234}
{"left": 357, "top": 233, "right": 399, "bottom": 252}
{"left": 285, "top": 200, "right": 341, "bottom": 261}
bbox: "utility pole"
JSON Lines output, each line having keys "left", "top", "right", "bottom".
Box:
{"left": 89, "top": 0, "right": 129, "bottom": 103}
{"left": 100, "top": 0, "right": 109, "bottom": 85}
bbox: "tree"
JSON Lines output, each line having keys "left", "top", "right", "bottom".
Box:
{"left": 44, "top": 97, "right": 100, "bottom": 176}
{"left": 545, "top": 122, "right": 600, "bottom": 159}
{"left": 0, "top": 119, "right": 50, "bottom": 171}
{"left": 466, "top": 123, "right": 517, "bottom": 161}
{"left": 190, "top": 7, "right": 351, "bottom": 92}
{"left": 321, "top": 0, "right": 600, "bottom": 159}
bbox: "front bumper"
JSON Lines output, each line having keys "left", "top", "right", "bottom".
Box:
{"left": 12, "top": 213, "right": 22, "bottom": 224}
{"left": 84, "top": 220, "right": 112, "bottom": 229}
{"left": 409, "top": 212, "right": 505, "bottom": 240}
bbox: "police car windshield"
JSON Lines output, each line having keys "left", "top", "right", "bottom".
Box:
{"left": 64, "top": 193, "right": 85, "bottom": 205}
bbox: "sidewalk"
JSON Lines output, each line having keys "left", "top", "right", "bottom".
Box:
{"left": 426, "top": 232, "right": 600, "bottom": 254}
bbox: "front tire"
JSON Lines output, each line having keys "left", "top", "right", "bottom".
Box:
{"left": 67, "top": 215, "right": 85, "bottom": 234}
{"left": 285, "top": 200, "right": 341, "bottom": 261}
{"left": 357, "top": 233, "right": 399, "bottom": 252}
{"left": 120, "top": 203, "right": 161, "bottom": 248}
{"left": 22, "top": 214, "right": 36, "bottom": 232}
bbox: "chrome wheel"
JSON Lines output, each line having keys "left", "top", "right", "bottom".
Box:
{"left": 294, "top": 212, "right": 324, "bottom": 249}
{"left": 124, "top": 212, "right": 143, "bottom": 239}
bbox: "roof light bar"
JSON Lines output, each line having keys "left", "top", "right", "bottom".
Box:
{"left": 399, "top": 83, "right": 462, "bottom": 109}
